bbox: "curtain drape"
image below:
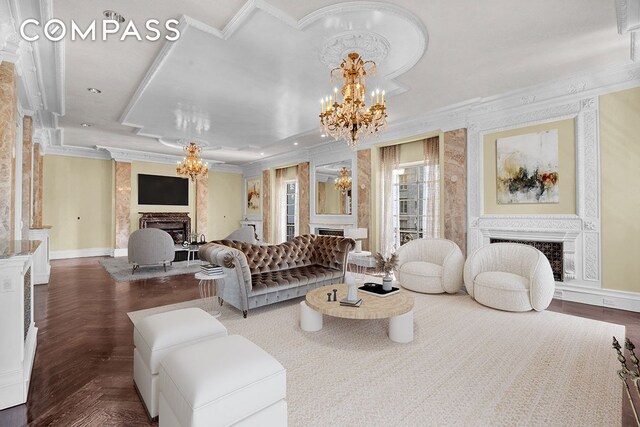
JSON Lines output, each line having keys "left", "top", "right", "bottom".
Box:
{"left": 423, "top": 136, "right": 440, "bottom": 238}
{"left": 379, "top": 145, "right": 400, "bottom": 255}
{"left": 274, "top": 168, "right": 286, "bottom": 243}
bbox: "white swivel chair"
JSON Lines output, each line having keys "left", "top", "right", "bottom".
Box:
{"left": 395, "top": 238, "right": 465, "bottom": 294}
{"left": 223, "top": 226, "right": 258, "bottom": 243}
{"left": 463, "top": 243, "right": 555, "bottom": 312}
{"left": 128, "top": 228, "right": 175, "bottom": 274}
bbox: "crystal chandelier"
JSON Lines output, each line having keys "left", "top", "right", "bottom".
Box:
{"left": 176, "top": 142, "right": 208, "bottom": 182}
{"left": 319, "top": 52, "right": 387, "bottom": 149}
{"left": 334, "top": 167, "right": 352, "bottom": 194}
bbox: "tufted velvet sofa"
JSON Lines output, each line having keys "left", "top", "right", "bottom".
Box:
{"left": 198, "top": 235, "right": 355, "bottom": 318}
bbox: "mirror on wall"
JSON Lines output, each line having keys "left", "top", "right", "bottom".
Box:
{"left": 315, "top": 160, "right": 352, "bottom": 215}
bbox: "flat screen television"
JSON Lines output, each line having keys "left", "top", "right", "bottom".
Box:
{"left": 138, "top": 174, "right": 189, "bottom": 206}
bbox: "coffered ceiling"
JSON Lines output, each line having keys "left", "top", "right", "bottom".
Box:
{"left": 49, "top": 0, "right": 629, "bottom": 165}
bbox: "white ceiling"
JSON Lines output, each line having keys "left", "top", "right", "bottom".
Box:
{"left": 52, "top": 0, "right": 630, "bottom": 165}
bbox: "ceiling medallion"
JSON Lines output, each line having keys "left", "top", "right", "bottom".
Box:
{"left": 319, "top": 52, "right": 387, "bottom": 149}
{"left": 176, "top": 142, "right": 208, "bottom": 182}
{"left": 319, "top": 31, "right": 390, "bottom": 69}
{"left": 334, "top": 167, "right": 352, "bottom": 194}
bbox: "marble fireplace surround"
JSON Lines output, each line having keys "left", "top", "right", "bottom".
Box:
{"left": 139, "top": 212, "right": 191, "bottom": 244}
{"left": 479, "top": 216, "right": 581, "bottom": 283}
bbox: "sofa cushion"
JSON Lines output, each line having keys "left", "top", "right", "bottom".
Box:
{"left": 473, "top": 271, "right": 532, "bottom": 312}
{"left": 398, "top": 261, "right": 444, "bottom": 293}
{"left": 251, "top": 265, "right": 343, "bottom": 295}
{"left": 474, "top": 271, "right": 529, "bottom": 291}
{"left": 159, "top": 335, "right": 286, "bottom": 427}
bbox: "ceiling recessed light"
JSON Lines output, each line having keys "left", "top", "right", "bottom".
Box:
{"left": 320, "top": 134, "right": 326, "bottom": 138}
{"left": 260, "top": 152, "right": 265, "bottom": 156}
{"left": 87, "top": 88, "right": 102, "bottom": 94}
{"left": 103, "top": 10, "right": 125, "bottom": 23}
{"left": 293, "top": 142, "right": 298, "bottom": 146}
{"left": 80, "top": 123, "right": 92, "bottom": 127}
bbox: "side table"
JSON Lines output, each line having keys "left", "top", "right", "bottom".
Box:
{"left": 194, "top": 272, "right": 226, "bottom": 318}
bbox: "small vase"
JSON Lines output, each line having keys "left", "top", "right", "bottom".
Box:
{"left": 347, "top": 282, "right": 358, "bottom": 301}
{"left": 382, "top": 275, "right": 393, "bottom": 291}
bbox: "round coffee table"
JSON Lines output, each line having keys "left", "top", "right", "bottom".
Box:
{"left": 300, "top": 283, "right": 414, "bottom": 343}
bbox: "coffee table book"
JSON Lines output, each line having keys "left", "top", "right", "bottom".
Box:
{"left": 358, "top": 283, "right": 400, "bottom": 297}
{"left": 339, "top": 298, "right": 362, "bottom": 307}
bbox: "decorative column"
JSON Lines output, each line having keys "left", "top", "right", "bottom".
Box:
{"left": 357, "top": 149, "right": 371, "bottom": 251}
{"left": 114, "top": 161, "right": 131, "bottom": 256}
{"left": 195, "top": 178, "right": 208, "bottom": 238}
{"left": 21, "top": 116, "right": 33, "bottom": 237}
{"left": 297, "top": 162, "right": 310, "bottom": 235}
{"left": 262, "top": 169, "right": 271, "bottom": 243}
{"left": 0, "top": 62, "right": 17, "bottom": 243}
{"left": 443, "top": 128, "right": 467, "bottom": 255}
{"left": 31, "top": 143, "right": 43, "bottom": 228}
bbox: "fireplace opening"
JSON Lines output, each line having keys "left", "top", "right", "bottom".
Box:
{"left": 316, "top": 228, "right": 344, "bottom": 237}
{"left": 490, "top": 238, "right": 563, "bottom": 281}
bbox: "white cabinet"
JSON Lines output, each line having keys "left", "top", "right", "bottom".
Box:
{"left": 0, "top": 241, "right": 39, "bottom": 410}
{"left": 27, "top": 228, "right": 51, "bottom": 285}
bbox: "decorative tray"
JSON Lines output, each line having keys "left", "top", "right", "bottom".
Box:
{"left": 358, "top": 282, "right": 400, "bottom": 297}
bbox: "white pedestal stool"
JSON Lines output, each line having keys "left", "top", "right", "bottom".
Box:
{"left": 159, "top": 335, "right": 287, "bottom": 427}
{"left": 133, "top": 308, "right": 228, "bottom": 419}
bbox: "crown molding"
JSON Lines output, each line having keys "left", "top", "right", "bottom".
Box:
{"left": 616, "top": 0, "right": 640, "bottom": 33}
{"left": 0, "top": 0, "right": 64, "bottom": 152}
{"left": 95, "top": 146, "right": 243, "bottom": 173}
{"left": 44, "top": 145, "right": 111, "bottom": 161}
{"left": 615, "top": 0, "right": 640, "bottom": 60}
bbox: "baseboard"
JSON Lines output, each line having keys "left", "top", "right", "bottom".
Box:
{"left": 554, "top": 284, "right": 640, "bottom": 313}
{"left": 113, "top": 248, "right": 128, "bottom": 258}
{"left": 50, "top": 248, "right": 114, "bottom": 260}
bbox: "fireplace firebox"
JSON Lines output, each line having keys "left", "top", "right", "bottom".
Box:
{"left": 490, "top": 238, "right": 563, "bottom": 281}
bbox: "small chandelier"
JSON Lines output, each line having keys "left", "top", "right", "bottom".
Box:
{"left": 319, "top": 52, "right": 387, "bottom": 149}
{"left": 334, "top": 167, "right": 352, "bottom": 194}
{"left": 176, "top": 142, "right": 208, "bottom": 182}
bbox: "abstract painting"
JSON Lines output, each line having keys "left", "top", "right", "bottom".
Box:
{"left": 496, "top": 129, "right": 559, "bottom": 204}
{"left": 246, "top": 176, "right": 261, "bottom": 214}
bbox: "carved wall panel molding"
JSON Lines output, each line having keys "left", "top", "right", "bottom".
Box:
{"left": 468, "top": 95, "right": 602, "bottom": 289}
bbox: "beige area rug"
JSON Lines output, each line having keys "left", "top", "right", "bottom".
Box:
{"left": 128, "top": 293, "right": 624, "bottom": 426}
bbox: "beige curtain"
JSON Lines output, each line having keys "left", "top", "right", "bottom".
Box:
{"left": 423, "top": 136, "right": 440, "bottom": 238}
{"left": 379, "top": 145, "right": 400, "bottom": 255}
{"left": 274, "top": 168, "right": 286, "bottom": 243}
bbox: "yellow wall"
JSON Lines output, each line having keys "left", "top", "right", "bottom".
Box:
{"left": 600, "top": 87, "right": 640, "bottom": 292}
{"left": 130, "top": 161, "right": 195, "bottom": 234}
{"left": 483, "top": 119, "right": 576, "bottom": 214}
{"left": 43, "top": 156, "right": 114, "bottom": 251}
{"left": 207, "top": 171, "right": 242, "bottom": 239}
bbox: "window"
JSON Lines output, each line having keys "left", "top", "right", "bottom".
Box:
{"left": 285, "top": 181, "right": 297, "bottom": 241}
{"left": 392, "top": 164, "right": 438, "bottom": 247}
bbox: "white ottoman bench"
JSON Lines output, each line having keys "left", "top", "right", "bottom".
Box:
{"left": 133, "top": 308, "right": 228, "bottom": 419}
{"left": 159, "top": 335, "right": 287, "bottom": 427}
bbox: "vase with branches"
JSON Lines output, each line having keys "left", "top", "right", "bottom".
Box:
{"left": 375, "top": 252, "right": 398, "bottom": 291}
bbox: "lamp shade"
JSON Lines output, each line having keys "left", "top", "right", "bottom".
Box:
{"left": 344, "top": 228, "right": 368, "bottom": 240}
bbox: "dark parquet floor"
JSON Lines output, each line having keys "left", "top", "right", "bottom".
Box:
{"left": 0, "top": 257, "right": 638, "bottom": 426}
